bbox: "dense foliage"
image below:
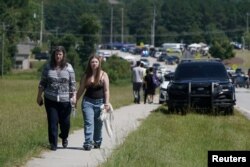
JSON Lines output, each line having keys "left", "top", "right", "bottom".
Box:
{"left": 1, "top": 0, "right": 250, "bottom": 74}
{"left": 209, "top": 40, "right": 235, "bottom": 59}
{"left": 102, "top": 56, "right": 132, "bottom": 84}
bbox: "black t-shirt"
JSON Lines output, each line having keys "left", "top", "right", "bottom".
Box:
{"left": 85, "top": 84, "right": 104, "bottom": 99}
{"left": 144, "top": 73, "right": 154, "bottom": 90}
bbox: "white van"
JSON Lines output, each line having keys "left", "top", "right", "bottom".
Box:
{"left": 162, "top": 43, "right": 184, "bottom": 53}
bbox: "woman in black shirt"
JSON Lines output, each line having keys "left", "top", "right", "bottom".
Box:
{"left": 76, "top": 54, "right": 110, "bottom": 150}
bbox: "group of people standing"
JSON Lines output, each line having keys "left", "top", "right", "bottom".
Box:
{"left": 132, "top": 61, "right": 159, "bottom": 104}
{"left": 36, "top": 46, "right": 110, "bottom": 151}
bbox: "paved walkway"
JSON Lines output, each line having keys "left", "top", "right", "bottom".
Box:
{"left": 25, "top": 100, "right": 160, "bottom": 167}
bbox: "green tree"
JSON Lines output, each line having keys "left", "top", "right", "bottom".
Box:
{"left": 102, "top": 56, "right": 131, "bottom": 84}
{"left": 127, "top": 0, "right": 153, "bottom": 44}
{"left": 209, "top": 40, "right": 235, "bottom": 60}
{"left": 77, "top": 14, "right": 101, "bottom": 64}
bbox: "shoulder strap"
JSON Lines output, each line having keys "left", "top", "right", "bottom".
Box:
{"left": 100, "top": 71, "right": 105, "bottom": 81}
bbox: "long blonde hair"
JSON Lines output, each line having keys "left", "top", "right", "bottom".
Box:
{"left": 84, "top": 54, "right": 102, "bottom": 87}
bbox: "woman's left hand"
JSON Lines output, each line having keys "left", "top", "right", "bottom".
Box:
{"left": 70, "top": 96, "right": 76, "bottom": 106}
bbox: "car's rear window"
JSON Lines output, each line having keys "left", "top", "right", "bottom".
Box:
{"left": 175, "top": 62, "right": 228, "bottom": 80}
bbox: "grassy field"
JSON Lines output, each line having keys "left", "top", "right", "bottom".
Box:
{"left": 102, "top": 106, "right": 250, "bottom": 167}
{"left": 232, "top": 49, "right": 250, "bottom": 72}
{"left": 0, "top": 78, "right": 133, "bottom": 167}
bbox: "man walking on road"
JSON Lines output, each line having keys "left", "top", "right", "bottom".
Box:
{"left": 132, "top": 61, "right": 144, "bottom": 104}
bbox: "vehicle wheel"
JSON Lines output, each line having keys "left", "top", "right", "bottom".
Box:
{"left": 212, "top": 107, "right": 219, "bottom": 115}
{"left": 180, "top": 108, "right": 187, "bottom": 115}
{"left": 167, "top": 102, "right": 174, "bottom": 113}
{"left": 176, "top": 107, "right": 186, "bottom": 115}
{"left": 225, "top": 107, "right": 234, "bottom": 115}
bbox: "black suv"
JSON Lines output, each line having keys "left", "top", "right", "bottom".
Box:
{"left": 167, "top": 60, "right": 236, "bottom": 115}
{"left": 35, "top": 52, "right": 49, "bottom": 60}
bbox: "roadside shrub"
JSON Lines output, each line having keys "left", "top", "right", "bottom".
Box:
{"left": 31, "top": 46, "right": 41, "bottom": 55}
{"left": 102, "top": 56, "right": 132, "bottom": 84}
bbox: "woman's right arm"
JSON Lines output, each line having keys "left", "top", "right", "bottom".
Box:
{"left": 76, "top": 75, "right": 86, "bottom": 102}
{"left": 37, "top": 87, "right": 44, "bottom": 106}
{"left": 37, "top": 65, "right": 48, "bottom": 106}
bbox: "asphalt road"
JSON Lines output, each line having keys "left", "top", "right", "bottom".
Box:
{"left": 235, "top": 88, "right": 250, "bottom": 119}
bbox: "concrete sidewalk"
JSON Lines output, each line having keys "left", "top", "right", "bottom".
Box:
{"left": 25, "top": 101, "right": 160, "bottom": 167}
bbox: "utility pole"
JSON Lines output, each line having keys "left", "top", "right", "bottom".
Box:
{"left": 151, "top": 4, "right": 156, "bottom": 47}
{"left": 1, "top": 23, "right": 5, "bottom": 78}
{"left": 121, "top": 8, "right": 124, "bottom": 44}
{"left": 242, "top": 36, "right": 245, "bottom": 50}
{"left": 40, "top": 1, "right": 44, "bottom": 47}
{"left": 247, "top": 13, "right": 249, "bottom": 33}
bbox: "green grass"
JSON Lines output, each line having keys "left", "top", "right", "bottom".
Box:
{"left": 0, "top": 79, "right": 133, "bottom": 167}
{"left": 102, "top": 106, "right": 250, "bottom": 167}
{"left": 234, "top": 49, "right": 250, "bottom": 71}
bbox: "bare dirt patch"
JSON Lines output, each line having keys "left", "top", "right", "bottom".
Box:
{"left": 223, "top": 57, "right": 244, "bottom": 66}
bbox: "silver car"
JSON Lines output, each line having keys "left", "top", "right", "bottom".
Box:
{"left": 159, "top": 72, "right": 174, "bottom": 104}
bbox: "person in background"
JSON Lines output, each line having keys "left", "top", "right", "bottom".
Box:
{"left": 36, "top": 46, "right": 76, "bottom": 151}
{"left": 144, "top": 67, "right": 156, "bottom": 104}
{"left": 140, "top": 62, "right": 147, "bottom": 78}
{"left": 76, "top": 54, "right": 110, "bottom": 151}
{"left": 143, "top": 69, "right": 149, "bottom": 104}
{"left": 132, "top": 61, "right": 144, "bottom": 104}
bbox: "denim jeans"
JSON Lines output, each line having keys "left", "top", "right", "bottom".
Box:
{"left": 133, "top": 82, "right": 142, "bottom": 103}
{"left": 44, "top": 98, "right": 71, "bottom": 147}
{"left": 82, "top": 97, "right": 103, "bottom": 147}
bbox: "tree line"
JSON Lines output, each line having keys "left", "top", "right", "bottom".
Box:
{"left": 1, "top": 0, "right": 250, "bottom": 74}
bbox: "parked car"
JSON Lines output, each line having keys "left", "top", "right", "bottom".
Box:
{"left": 167, "top": 60, "right": 236, "bottom": 115}
{"left": 141, "top": 48, "right": 149, "bottom": 57}
{"left": 129, "top": 47, "right": 142, "bottom": 55}
{"left": 154, "top": 51, "right": 162, "bottom": 58}
{"left": 140, "top": 58, "right": 150, "bottom": 68}
{"left": 152, "top": 63, "right": 161, "bottom": 71}
{"left": 35, "top": 52, "right": 49, "bottom": 60}
{"left": 231, "top": 68, "right": 249, "bottom": 88}
{"left": 233, "top": 73, "right": 249, "bottom": 88}
{"left": 157, "top": 52, "right": 168, "bottom": 62}
{"left": 156, "top": 67, "right": 169, "bottom": 78}
{"left": 159, "top": 72, "right": 174, "bottom": 104}
{"left": 165, "top": 56, "right": 176, "bottom": 65}
{"left": 169, "top": 55, "right": 180, "bottom": 64}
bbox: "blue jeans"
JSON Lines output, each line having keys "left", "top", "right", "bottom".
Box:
{"left": 133, "top": 82, "right": 142, "bottom": 103}
{"left": 82, "top": 97, "right": 103, "bottom": 147}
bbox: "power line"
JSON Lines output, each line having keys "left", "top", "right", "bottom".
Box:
{"left": 6, "top": 27, "right": 245, "bottom": 38}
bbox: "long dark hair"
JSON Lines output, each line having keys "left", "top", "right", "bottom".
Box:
{"left": 84, "top": 54, "right": 102, "bottom": 87}
{"left": 50, "top": 46, "right": 67, "bottom": 69}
